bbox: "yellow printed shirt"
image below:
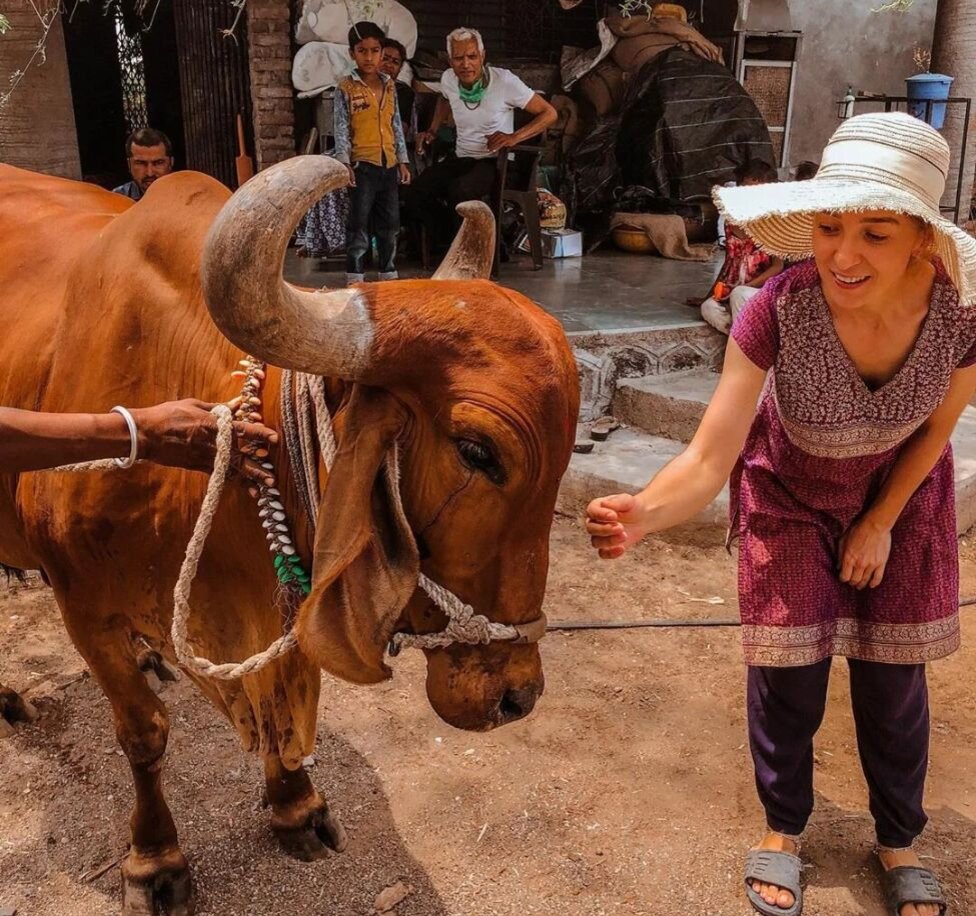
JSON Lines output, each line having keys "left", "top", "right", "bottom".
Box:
{"left": 333, "top": 71, "right": 409, "bottom": 167}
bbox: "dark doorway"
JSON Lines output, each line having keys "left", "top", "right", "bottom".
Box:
{"left": 63, "top": 0, "right": 184, "bottom": 188}
{"left": 63, "top": 1, "right": 128, "bottom": 186}
{"left": 63, "top": 0, "right": 251, "bottom": 191}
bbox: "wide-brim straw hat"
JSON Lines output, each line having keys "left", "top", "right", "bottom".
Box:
{"left": 713, "top": 111, "right": 976, "bottom": 305}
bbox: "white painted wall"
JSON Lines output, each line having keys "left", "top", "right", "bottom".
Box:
{"left": 739, "top": 0, "right": 938, "bottom": 166}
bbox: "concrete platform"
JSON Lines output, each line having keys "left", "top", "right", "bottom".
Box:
{"left": 284, "top": 248, "right": 720, "bottom": 335}
{"left": 559, "top": 407, "right": 976, "bottom": 541}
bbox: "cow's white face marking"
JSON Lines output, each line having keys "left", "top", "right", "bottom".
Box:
{"left": 454, "top": 299, "right": 468, "bottom": 311}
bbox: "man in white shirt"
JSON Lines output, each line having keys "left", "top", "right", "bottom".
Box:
{"left": 405, "top": 27, "right": 556, "bottom": 253}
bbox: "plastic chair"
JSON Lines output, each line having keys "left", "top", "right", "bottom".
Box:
{"left": 492, "top": 145, "right": 544, "bottom": 277}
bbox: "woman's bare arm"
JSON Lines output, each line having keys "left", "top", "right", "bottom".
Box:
{"left": 586, "top": 340, "right": 767, "bottom": 557}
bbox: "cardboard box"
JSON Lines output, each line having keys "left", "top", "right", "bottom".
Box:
{"left": 518, "top": 228, "right": 583, "bottom": 259}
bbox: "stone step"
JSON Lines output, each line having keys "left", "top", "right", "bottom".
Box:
{"left": 559, "top": 407, "right": 976, "bottom": 540}
{"left": 952, "top": 407, "right": 976, "bottom": 535}
{"left": 612, "top": 368, "right": 719, "bottom": 442}
{"left": 571, "top": 323, "right": 725, "bottom": 423}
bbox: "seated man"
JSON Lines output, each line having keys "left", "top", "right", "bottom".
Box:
{"left": 404, "top": 27, "right": 556, "bottom": 251}
{"left": 113, "top": 128, "right": 174, "bottom": 201}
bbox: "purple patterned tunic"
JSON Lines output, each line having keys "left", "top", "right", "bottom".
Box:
{"left": 730, "top": 260, "right": 976, "bottom": 667}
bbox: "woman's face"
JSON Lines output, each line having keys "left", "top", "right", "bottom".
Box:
{"left": 812, "top": 210, "right": 929, "bottom": 310}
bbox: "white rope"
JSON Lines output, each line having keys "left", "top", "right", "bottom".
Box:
{"left": 50, "top": 459, "right": 122, "bottom": 472}
{"left": 169, "top": 405, "right": 298, "bottom": 679}
{"left": 308, "top": 375, "right": 338, "bottom": 470}
{"left": 49, "top": 403, "right": 298, "bottom": 680}
{"left": 282, "top": 374, "right": 524, "bottom": 655}
{"left": 295, "top": 373, "right": 321, "bottom": 506}
{"left": 398, "top": 575, "right": 522, "bottom": 653}
{"left": 49, "top": 372, "right": 528, "bottom": 679}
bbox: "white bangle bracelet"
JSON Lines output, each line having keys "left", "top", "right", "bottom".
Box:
{"left": 111, "top": 406, "right": 139, "bottom": 469}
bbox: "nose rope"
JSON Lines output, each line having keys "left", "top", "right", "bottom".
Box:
{"left": 281, "top": 369, "right": 540, "bottom": 655}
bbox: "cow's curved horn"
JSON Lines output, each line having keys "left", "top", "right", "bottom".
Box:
{"left": 432, "top": 201, "right": 495, "bottom": 280}
{"left": 201, "top": 156, "right": 373, "bottom": 378}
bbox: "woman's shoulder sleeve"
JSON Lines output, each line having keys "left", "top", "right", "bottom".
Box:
{"left": 729, "top": 267, "right": 795, "bottom": 370}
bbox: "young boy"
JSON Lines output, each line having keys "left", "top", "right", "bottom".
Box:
{"left": 701, "top": 160, "right": 784, "bottom": 335}
{"left": 334, "top": 21, "right": 411, "bottom": 283}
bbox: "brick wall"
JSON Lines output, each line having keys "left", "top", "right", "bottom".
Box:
{"left": 0, "top": 3, "right": 81, "bottom": 177}
{"left": 246, "top": 0, "right": 295, "bottom": 169}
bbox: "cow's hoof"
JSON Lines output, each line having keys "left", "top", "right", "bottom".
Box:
{"left": 0, "top": 685, "right": 38, "bottom": 736}
{"left": 273, "top": 799, "right": 348, "bottom": 862}
{"left": 121, "top": 851, "right": 193, "bottom": 916}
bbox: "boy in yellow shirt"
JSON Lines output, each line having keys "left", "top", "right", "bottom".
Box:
{"left": 334, "top": 21, "right": 411, "bottom": 283}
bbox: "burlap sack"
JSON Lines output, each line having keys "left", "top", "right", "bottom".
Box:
{"left": 605, "top": 8, "right": 723, "bottom": 64}
{"left": 577, "top": 60, "right": 627, "bottom": 117}
{"left": 611, "top": 33, "right": 676, "bottom": 72}
{"left": 551, "top": 94, "right": 582, "bottom": 154}
{"left": 606, "top": 7, "right": 657, "bottom": 38}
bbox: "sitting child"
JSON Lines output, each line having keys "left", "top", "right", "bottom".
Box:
{"left": 701, "top": 161, "right": 784, "bottom": 335}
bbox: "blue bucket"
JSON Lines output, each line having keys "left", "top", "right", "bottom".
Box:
{"left": 906, "top": 73, "right": 954, "bottom": 129}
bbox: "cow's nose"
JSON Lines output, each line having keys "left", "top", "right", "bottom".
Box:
{"left": 496, "top": 685, "right": 541, "bottom": 724}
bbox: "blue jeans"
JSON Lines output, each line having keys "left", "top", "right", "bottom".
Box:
{"left": 346, "top": 161, "right": 400, "bottom": 278}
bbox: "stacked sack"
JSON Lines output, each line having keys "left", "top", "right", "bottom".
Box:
{"left": 292, "top": 0, "right": 418, "bottom": 95}
{"left": 575, "top": 4, "right": 722, "bottom": 120}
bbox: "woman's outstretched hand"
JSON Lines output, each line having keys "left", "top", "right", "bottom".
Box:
{"left": 584, "top": 493, "right": 652, "bottom": 560}
{"left": 838, "top": 515, "right": 892, "bottom": 589}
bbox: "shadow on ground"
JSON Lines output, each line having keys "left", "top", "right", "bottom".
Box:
{"left": 0, "top": 672, "right": 448, "bottom": 916}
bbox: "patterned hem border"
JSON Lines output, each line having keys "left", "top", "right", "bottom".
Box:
{"left": 742, "top": 616, "right": 961, "bottom": 666}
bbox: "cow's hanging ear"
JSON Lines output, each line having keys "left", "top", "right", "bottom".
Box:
{"left": 294, "top": 386, "right": 419, "bottom": 684}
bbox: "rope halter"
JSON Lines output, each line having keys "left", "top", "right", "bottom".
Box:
{"left": 49, "top": 361, "right": 546, "bottom": 680}
{"left": 280, "top": 369, "right": 548, "bottom": 657}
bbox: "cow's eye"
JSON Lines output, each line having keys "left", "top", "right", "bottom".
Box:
{"left": 455, "top": 438, "right": 506, "bottom": 485}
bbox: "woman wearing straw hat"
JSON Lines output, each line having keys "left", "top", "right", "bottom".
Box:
{"left": 586, "top": 112, "right": 975, "bottom": 916}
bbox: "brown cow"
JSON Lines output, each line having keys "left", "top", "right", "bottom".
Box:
{"left": 0, "top": 156, "right": 579, "bottom": 914}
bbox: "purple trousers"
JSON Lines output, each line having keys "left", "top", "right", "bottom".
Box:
{"left": 747, "top": 658, "right": 929, "bottom": 848}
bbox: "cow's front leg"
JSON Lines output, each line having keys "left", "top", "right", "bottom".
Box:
{"left": 0, "top": 682, "right": 38, "bottom": 736}
{"left": 264, "top": 754, "right": 348, "bottom": 861}
{"left": 82, "top": 642, "right": 192, "bottom": 916}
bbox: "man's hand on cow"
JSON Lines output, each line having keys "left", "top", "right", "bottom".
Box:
{"left": 486, "top": 131, "right": 517, "bottom": 153}
{"left": 584, "top": 493, "right": 652, "bottom": 560}
{"left": 398, "top": 163, "right": 412, "bottom": 185}
{"left": 129, "top": 398, "right": 278, "bottom": 486}
{"left": 345, "top": 164, "right": 356, "bottom": 187}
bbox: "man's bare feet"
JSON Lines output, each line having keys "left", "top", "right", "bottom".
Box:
{"left": 878, "top": 847, "right": 943, "bottom": 916}
{"left": 750, "top": 832, "right": 800, "bottom": 910}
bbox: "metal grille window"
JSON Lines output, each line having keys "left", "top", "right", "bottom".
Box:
{"left": 114, "top": 3, "right": 148, "bottom": 134}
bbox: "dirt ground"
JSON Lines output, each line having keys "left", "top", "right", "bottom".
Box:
{"left": 1, "top": 518, "right": 975, "bottom": 916}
